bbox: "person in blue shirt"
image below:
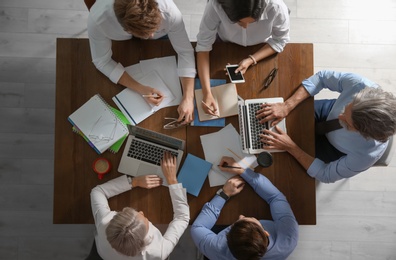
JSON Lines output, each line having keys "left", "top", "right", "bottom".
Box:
{"left": 191, "top": 156, "right": 298, "bottom": 260}
{"left": 257, "top": 70, "right": 396, "bottom": 183}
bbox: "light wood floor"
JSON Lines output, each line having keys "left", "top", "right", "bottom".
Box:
{"left": 0, "top": 0, "right": 395, "bottom": 259}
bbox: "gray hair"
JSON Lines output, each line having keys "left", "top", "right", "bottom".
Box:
{"left": 105, "top": 207, "right": 149, "bottom": 256}
{"left": 351, "top": 87, "right": 396, "bottom": 142}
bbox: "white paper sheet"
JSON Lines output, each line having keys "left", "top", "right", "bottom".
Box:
{"left": 201, "top": 124, "right": 258, "bottom": 187}
{"left": 113, "top": 56, "right": 182, "bottom": 125}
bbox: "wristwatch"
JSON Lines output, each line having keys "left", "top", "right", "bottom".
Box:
{"left": 216, "top": 188, "right": 229, "bottom": 201}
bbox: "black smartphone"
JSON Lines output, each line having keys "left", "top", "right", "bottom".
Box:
{"left": 226, "top": 65, "right": 245, "bottom": 83}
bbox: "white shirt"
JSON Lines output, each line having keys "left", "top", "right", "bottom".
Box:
{"left": 196, "top": 0, "right": 290, "bottom": 52}
{"left": 87, "top": 0, "right": 196, "bottom": 84}
{"left": 90, "top": 175, "right": 190, "bottom": 260}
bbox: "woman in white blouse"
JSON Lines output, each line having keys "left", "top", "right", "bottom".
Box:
{"left": 88, "top": 0, "right": 196, "bottom": 124}
{"left": 90, "top": 152, "right": 190, "bottom": 259}
{"left": 196, "top": 0, "right": 290, "bottom": 116}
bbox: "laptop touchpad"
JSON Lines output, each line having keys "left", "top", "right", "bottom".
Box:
{"left": 137, "top": 163, "right": 158, "bottom": 176}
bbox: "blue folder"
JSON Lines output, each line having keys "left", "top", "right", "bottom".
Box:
{"left": 177, "top": 153, "right": 212, "bottom": 196}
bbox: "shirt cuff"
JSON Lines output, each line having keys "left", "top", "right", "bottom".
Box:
{"left": 109, "top": 63, "right": 125, "bottom": 84}
{"left": 168, "top": 183, "right": 183, "bottom": 190}
{"left": 177, "top": 67, "right": 197, "bottom": 78}
{"left": 212, "top": 194, "right": 227, "bottom": 208}
{"left": 307, "top": 158, "right": 325, "bottom": 178}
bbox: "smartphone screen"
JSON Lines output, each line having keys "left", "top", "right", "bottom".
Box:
{"left": 226, "top": 65, "right": 245, "bottom": 83}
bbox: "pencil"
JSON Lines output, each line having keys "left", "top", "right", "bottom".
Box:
{"left": 201, "top": 100, "right": 219, "bottom": 116}
{"left": 226, "top": 147, "right": 254, "bottom": 170}
{"left": 217, "top": 165, "right": 242, "bottom": 169}
{"left": 142, "top": 94, "right": 161, "bottom": 98}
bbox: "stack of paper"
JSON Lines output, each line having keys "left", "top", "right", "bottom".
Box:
{"left": 113, "top": 56, "right": 183, "bottom": 125}
{"left": 68, "top": 94, "right": 129, "bottom": 154}
{"left": 200, "top": 124, "right": 258, "bottom": 187}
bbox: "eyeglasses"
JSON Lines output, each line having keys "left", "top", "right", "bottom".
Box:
{"left": 88, "top": 115, "right": 117, "bottom": 143}
{"left": 163, "top": 117, "right": 187, "bottom": 129}
{"left": 259, "top": 68, "right": 278, "bottom": 93}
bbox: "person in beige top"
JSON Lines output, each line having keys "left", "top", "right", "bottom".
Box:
{"left": 90, "top": 152, "right": 189, "bottom": 259}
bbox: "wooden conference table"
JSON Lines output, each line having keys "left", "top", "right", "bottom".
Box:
{"left": 54, "top": 38, "right": 315, "bottom": 225}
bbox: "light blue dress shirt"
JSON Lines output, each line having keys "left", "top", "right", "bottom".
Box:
{"left": 302, "top": 70, "right": 389, "bottom": 183}
{"left": 191, "top": 169, "right": 298, "bottom": 260}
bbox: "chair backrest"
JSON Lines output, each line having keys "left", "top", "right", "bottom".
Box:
{"left": 84, "top": 0, "right": 96, "bottom": 10}
{"left": 374, "top": 135, "right": 395, "bottom": 166}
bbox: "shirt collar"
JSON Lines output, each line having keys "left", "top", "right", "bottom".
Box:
{"left": 259, "top": 0, "right": 270, "bottom": 20}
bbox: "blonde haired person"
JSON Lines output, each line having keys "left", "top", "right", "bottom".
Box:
{"left": 90, "top": 152, "right": 189, "bottom": 259}
{"left": 88, "top": 0, "right": 196, "bottom": 124}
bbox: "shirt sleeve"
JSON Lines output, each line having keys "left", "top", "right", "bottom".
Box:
{"left": 167, "top": 5, "right": 196, "bottom": 78}
{"left": 190, "top": 194, "right": 227, "bottom": 257}
{"left": 87, "top": 14, "right": 125, "bottom": 84}
{"left": 90, "top": 175, "right": 131, "bottom": 226}
{"left": 301, "top": 70, "right": 374, "bottom": 97}
{"left": 241, "top": 169, "right": 296, "bottom": 221}
{"left": 265, "top": 2, "right": 290, "bottom": 53}
{"left": 307, "top": 153, "right": 377, "bottom": 183}
{"left": 195, "top": 0, "right": 221, "bottom": 52}
{"left": 160, "top": 183, "right": 190, "bottom": 258}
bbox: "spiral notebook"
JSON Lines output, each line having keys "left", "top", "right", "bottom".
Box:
{"left": 68, "top": 94, "right": 129, "bottom": 154}
{"left": 72, "top": 106, "right": 129, "bottom": 153}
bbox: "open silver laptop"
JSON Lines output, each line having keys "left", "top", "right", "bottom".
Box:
{"left": 238, "top": 97, "right": 287, "bottom": 154}
{"left": 118, "top": 125, "right": 185, "bottom": 185}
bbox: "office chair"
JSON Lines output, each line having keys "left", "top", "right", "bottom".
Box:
{"left": 84, "top": 0, "right": 96, "bottom": 10}
{"left": 374, "top": 135, "right": 395, "bottom": 166}
{"left": 85, "top": 241, "right": 103, "bottom": 260}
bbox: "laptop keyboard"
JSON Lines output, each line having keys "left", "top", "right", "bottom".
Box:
{"left": 248, "top": 103, "right": 269, "bottom": 150}
{"left": 127, "top": 139, "right": 179, "bottom": 166}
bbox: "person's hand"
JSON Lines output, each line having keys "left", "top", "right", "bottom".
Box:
{"left": 141, "top": 86, "right": 164, "bottom": 106}
{"left": 260, "top": 125, "right": 296, "bottom": 152}
{"left": 161, "top": 151, "right": 178, "bottom": 185}
{"left": 177, "top": 97, "right": 194, "bottom": 124}
{"left": 235, "top": 58, "right": 253, "bottom": 74}
{"left": 218, "top": 156, "right": 244, "bottom": 175}
{"left": 223, "top": 176, "right": 245, "bottom": 197}
{"left": 132, "top": 175, "right": 162, "bottom": 189}
{"left": 201, "top": 93, "right": 219, "bottom": 117}
{"left": 256, "top": 103, "right": 288, "bottom": 126}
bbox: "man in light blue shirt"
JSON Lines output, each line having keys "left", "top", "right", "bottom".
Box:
{"left": 257, "top": 70, "right": 396, "bottom": 183}
{"left": 191, "top": 156, "right": 298, "bottom": 260}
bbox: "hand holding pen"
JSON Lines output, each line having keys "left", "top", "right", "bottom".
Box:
{"left": 141, "top": 87, "right": 164, "bottom": 106}
{"left": 201, "top": 95, "right": 219, "bottom": 117}
{"left": 218, "top": 156, "right": 244, "bottom": 175}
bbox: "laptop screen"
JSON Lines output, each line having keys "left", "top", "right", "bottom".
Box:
{"left": 128, "top": 125, "right": 184, "bottom": 150}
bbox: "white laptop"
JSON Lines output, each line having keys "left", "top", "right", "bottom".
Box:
{"left": 238, "top": 97, "right": 287, "bottom": 154}
{"left": 118, "top": 125, "right": 185, "bottom": 185}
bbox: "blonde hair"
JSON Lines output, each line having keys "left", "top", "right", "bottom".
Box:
{"left": 114, "top": 0, "right": 161, "bottom": 38}
{"left": 105, "top": 207, "right": 149, "bottom": 256}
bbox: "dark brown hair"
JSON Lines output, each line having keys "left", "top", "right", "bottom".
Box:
{"left": 114, "top": 0, "right": 161, "bottom": 38}
{"left": 227, "top": 219, "right": 268, "bottom": 260}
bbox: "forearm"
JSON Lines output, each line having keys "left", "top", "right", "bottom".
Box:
{"left": 284, "top": 84, "right": 311, "bottom": 115}
{"left": 197, "top": 51, "right": 212, "bottom": 97}
{"left": 180, "top": 77, "right": 195, "bottom": 102}
{"left": 287, "top": 142, "right": 315, "bottom": 171}
{"left": 249, "top": 44, "right": 277, "bottom": 64}
{"left": 117, "top": 71, "right": 147, "bottom": 94}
